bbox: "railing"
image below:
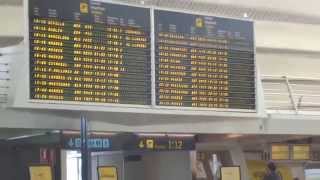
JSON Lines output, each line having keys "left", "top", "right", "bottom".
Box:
{"left": 0, "top": 53, "right": 9, "bottom": 105}
{"left": 262, "top": 75, "right": 320, "bottom": 114}
{"left": 0, "top": 44, "right": 23, "bottom": 106}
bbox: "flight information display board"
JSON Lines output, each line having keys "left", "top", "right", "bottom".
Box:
{"left": 28, "top": 0, "right": 151, "bottom": 105}
{"left": 25, "top": 0, "right": 257, "bottom": 112}
{"left": 154, "top": 10, "right": 255, "bottom": 109}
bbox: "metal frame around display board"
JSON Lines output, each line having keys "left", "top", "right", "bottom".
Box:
{"left": 151, "top": 6, "right": 258, "bottom": 113}
{"left": 11, "top": 0, "right": 262, "bottom": 118}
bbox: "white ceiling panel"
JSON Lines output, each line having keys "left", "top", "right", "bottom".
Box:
{"left": 197, "top": 0, "right": 320, "bottom": 16}
{"left": 0, "top": 0, "right": 21, "bottom": 5}
{"left": 1, "top": 0, "right": 320, "bottom": 24}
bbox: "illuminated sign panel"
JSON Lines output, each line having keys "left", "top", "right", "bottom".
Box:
{"left": 28, "top": 0, "right": 151, "bottom": 105}
{"left": 154, "top": 10, "right": 255, "bottom": 109}
{"left": 129, "top": 134, "right": 195, "bottom": 151}
{"left": 98, "top": 166, "right": 118, "bottom": 180}
{"left": 221, "top": 166, "right": 241, "bottom": 180}
{"left": 271, "top": 144, "right": 290, "bottom": 160}
{"left": 60, "top": 132, "right": 195, "bottom": 151}
{"left": 29, "top": 165, "right": 53, "bottom": 180}
{"left": 25, "top": 0, "right": 257, "bottom": 113}
{"left": 292, "top": 144, "right": 310, "bottom": 160}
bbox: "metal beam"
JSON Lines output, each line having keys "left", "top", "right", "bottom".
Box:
{"left": 81, "top": 115, "right": 91, "bottom": 180}
{"left": 284, "top": 76, "right": 298, "bottom": 113}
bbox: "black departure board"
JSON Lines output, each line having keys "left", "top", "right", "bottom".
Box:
{"left": 28, "top": 0, "right": 151, "bottom": 105}
{"left": 155, "top": 10, "right": 255, "bottom": 109}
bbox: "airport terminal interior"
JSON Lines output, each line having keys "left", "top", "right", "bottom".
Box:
{"left": 0, "top": 0, "right": 320, "bottom": 180}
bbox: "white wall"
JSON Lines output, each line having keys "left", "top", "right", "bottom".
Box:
{"left": 90, "top": 151, "right": 192, "bottom": 180}
{"left": 257, "top": 50, "right": 320, "bottom": 78}
{"left": 124, "top": 159, "right": 145, "bottom": 180}
{"left": 0, "top": 6, "right": 23, "bottom": 37}
{"left": 197, "top": 0, "right": 320, "bottom": 17}
{"left": 291, "top": 165, "right": 305, "bottom": 180}
{"left": 143, "top": 152, "right": 192, "bottom": 180}
{"left": 255, "top": 21, "right": 320, "bottom": 52}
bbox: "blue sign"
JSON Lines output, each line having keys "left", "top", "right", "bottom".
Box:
{"left": 66, "top": 138, "right": 111, "bottom": 150}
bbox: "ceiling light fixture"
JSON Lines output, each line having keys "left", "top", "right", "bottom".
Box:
{"left": 226, "top": 134, "right": 244, "bottom": 139}
{"left": 243, "top": 12, "right": 248, "bottom": 18}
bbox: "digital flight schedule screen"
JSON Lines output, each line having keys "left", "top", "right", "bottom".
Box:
{"left": 28, "top": 0, "right": 151, "bottom": 105}
{"left": 27, "top": 0, "right": 256, "bottom": 112}
{"left": 154, "top": 10, "right": 255, "bottom": 109}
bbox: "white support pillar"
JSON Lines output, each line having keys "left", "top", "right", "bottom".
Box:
{"left": 229, "top": 145, "right": 250, "bottom": 180}
{"left": 60, "top": 150, "right": 68, "bottom": 180}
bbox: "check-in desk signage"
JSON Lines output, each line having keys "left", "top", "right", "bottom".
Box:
{"left": 61, "top": 132, "right": 195, "bottom": 151}
{"left": 271, "top": 144, "right": 290, "bottom": 160}
{"left": 271, "top": 144, "right": 311, "bottom": 161}
{"left": 29, "top": 165, "right": 53, "bottom": 180}
{"left": 61, "top": 132, "right": 131, "bottom": 151}
{"left": 129, "top": 134, "right": 195, "bottom": 151}
{"left": 292, "top": 144, "right": 310, "bottom": 160}
{"left": 221, "top": 166, "right": 241, "bottom": 180}
{"left": 64, "top": 136, "right": 111, "bottom": 150}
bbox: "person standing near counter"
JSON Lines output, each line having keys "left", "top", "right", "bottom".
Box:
{"left": 263, "top": 162, "right": 282, "bottom": 180}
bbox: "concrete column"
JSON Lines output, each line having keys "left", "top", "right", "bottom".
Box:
{"left": 60, "top": 150, "right": 67, "bottom": 180}
{"left": 229, "top": 145, "right": 250, "bottom": 180}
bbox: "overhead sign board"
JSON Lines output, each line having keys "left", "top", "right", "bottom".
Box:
{"left": 292, "top": 144, "right": 310, "bottom": 160}
{"left": 29, "top": 165, "right": 53, "bottom": 180}
{"left": 128, "top": 134, "right": 195, "bottom": 151}
{"left": 28, "top": 0, "right": 151, "bottom": 105}
{"left": 61, "top": 132, "right": 195, "bottom": 151}
{"left": 271, "top": 144, "right": 290, "bottom": 160}
{"left": 154, "top": 10, "right": 255, "bottom": 109}
{"left": 15, "top": 0, "right": 257, "bottom": 116}
{"left": 61, "top": 133, "right": 113, "bottom": 151}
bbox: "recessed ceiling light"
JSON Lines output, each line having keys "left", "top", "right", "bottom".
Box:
{"left": 226, "top": 134, "right": 244, "bottom": 139}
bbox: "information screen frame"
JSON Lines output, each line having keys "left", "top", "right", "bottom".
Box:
{"left": 152, "top": 7, "right": 257, "bottom": 112}
{"left": 23, "top": 0, "right": 153, "bottom": 108}
{"left": 292, "top": 144, "right": 311, "bottom": 160}
{"left": 271, "top": 144, "right": 290, "bottom": 161}
{"left": 14, "top": 0, "right": 259, "bottom": 116}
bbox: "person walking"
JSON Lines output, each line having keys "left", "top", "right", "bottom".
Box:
{"left": 263, "top": 162, "right": 282, "bottom": 180}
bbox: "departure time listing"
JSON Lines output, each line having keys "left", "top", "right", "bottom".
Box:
{"left": 29, "top": 0, "right": 151, "bottom": 105}
{"left": 155, "top": 10, "right": 255, "bottom": 109}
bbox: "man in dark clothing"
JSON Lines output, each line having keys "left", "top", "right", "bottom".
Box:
{"left": 263, "top": 162, "right": 282, "bottom": 180}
